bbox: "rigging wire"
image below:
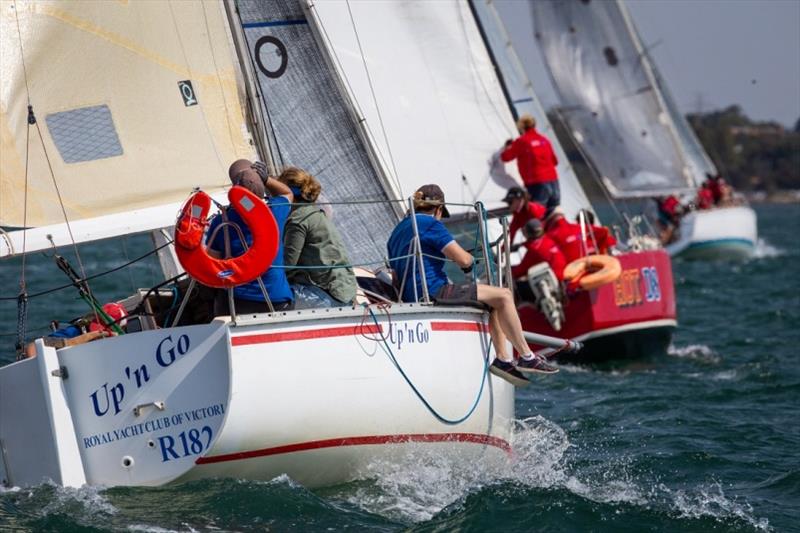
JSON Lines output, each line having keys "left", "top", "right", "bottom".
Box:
{"left": 344, "top": 0, "right": 403, "bottom": 194}
{"left": 167, "top": 0, "right": 227, "bottom": 174}
{"left": 200, "top": 0, "right": 237, "bottom": 155}
{"left": 309, "top": 1, "right": 403, "bottom": 198}
{"left": 0, "top": 239, "right": 175, "bottom": 302}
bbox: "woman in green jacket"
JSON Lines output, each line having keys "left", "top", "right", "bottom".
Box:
{"left": 279, "top": 167, "right": 357, "bottom": 308}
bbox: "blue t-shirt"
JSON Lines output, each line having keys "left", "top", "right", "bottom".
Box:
{"left": 387, "top": 214, "right": 455, "bottom": 302}
{"left": 207, "top": 195, "right": 293, "bottom": 303}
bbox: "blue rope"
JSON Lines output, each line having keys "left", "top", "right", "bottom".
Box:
{"left": 366, "top": 306, "right": 491, "bottom": 425}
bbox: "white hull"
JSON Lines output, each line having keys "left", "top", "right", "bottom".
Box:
{"left": 0, "top": 306, "right": 514, "bottom": 489}
{"left": 666, "top": 206, "right": 758, "bottom": 259}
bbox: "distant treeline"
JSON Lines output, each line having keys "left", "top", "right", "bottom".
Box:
{"left": 547, "top": 106, "right": 800, "bottom": 194}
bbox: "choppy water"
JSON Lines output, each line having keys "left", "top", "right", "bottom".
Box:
{"left": 1, "top": 203, "right": 798, "bottom": 532}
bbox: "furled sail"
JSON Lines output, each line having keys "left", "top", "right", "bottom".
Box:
{"left": 531, "top": 0, "right": 695, "bottom": 198}
{"left": 308, "top": 0, "right": 524, "bottom": 213}
{"left": 469, "top": 0, "right": 591, "bottom": 219}
{"left": 231, "top": 0, "right": 400, "bottom": 264}
{"left": 1, "top": 0, "right": 256, "bottom": 256}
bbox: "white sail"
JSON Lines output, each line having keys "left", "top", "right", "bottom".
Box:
{"left": 1, "top": 0, "right": 255, "bottom": 255}
{"left": 469, "top": 0, "right": 591, "bottom": 220}
{"left": 228, "top": 0, "right": 401, "bottom": 265}
{"left": 309, "top": 0, "right": 523, "bottom": 213}
{"left": 531, "top": 0, "right": 695, "bottom": 198}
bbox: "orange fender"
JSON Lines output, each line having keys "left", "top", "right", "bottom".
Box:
{"left": 563, "top": 254, "right": 622, "bottom": 291}
{"left": 174, "top": 187, "right": 279, "bottom": 288}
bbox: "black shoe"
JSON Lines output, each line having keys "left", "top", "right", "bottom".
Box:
{"left": 516, "top": 355, "right": 559, "bottom": 374}
{"left": 490, "top": 359, "right": 530, "bottom": 387}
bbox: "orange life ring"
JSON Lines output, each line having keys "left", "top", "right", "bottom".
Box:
{"left": 563, "top": 254, "right": 622, "bottom": 291}
{"left": 174, "top": 187, "right": 279, "bottom": 288}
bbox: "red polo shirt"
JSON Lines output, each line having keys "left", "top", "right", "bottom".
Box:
{"left": 501, "top": 128, "right": 558, "bottom": 186}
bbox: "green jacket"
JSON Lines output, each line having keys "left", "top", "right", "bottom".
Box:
{"left": 283, "top": 203, "right": 357, "bottom": 304}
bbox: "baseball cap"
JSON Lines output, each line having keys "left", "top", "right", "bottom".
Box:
{"left": 415, "top": 184, "right": 450, "bottom": 218}
{"left": 503, "top": 186, "right": 526, "bottom": 203}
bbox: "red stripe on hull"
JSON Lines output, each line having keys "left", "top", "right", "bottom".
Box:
{"left": 196, "top": 433, "right": 511, "bottom": 465}
{"left": 430, "top": 321, "right": 488, "bottom": 333}
{"left": 232, "top": 324, "right": 382, "bottom": 346}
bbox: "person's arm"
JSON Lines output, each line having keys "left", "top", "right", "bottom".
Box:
{"left": 283, "top": 219, "right": 306, "bottom": 267}
{"left": 265, "top": 176, "right": 293, "bottom": 202}
{"left": 511, "top": 248, "right": 536, "bottom": 279}
{"left": 442, "top": 240, "right": 474, "bottom": 270}
{"left": 500, "top": 139, "right": 518, "bottom": 162}
{"left": 252, "top": 161, "right": 293, "bottom": 202}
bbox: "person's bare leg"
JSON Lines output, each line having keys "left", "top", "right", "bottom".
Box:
{"left": 478, "top": 285, "right": 530, "bottom": 356}
{"left": 489, "top": 311, "right": 512, "bottom": 362}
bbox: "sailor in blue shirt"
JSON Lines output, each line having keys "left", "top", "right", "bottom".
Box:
{"left": 387, "top": 184, "right": 559, "bottom": 386}
{"left": 207, "top": 160, "right": 295, "bottom": 314}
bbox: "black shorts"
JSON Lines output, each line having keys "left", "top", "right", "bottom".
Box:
{"left": 434, "top": 282, "right": 482, "bottom": 308}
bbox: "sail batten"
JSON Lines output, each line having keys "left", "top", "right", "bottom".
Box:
{"left": 531, "top": 0, "right": 696, "bottom": 198}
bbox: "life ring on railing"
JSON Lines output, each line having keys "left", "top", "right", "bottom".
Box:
{"left": 174, "top": 186, "right": 279, "bottom": 288}
{"left": 563, "top": 254, "right": 622, "bottom": 291}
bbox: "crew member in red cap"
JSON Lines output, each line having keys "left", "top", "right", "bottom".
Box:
{"left": 500, "top": 114, "right": 560, "bottom": 214}
{"left": 387, "top": 184, "right": 558, "bottom": 386}
{"left": 504, "top": 186, "right": 547, "bottom": 243}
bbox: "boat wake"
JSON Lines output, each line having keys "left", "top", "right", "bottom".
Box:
{"left": 667, "top": 343, "right": 721, "bottom": 364}
{"left": 333, "top": 416, "right": 770, "bottom": 530}
{"left": 752, "top": 238, "right": 783, "bottom": 259}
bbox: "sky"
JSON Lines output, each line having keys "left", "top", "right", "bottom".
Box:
{"left": 495, "top": 0, "right": 800, "bottom": 129}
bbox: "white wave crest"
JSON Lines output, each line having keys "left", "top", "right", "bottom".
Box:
{"left": 668, "top": 343, "right": 721, "bottom": 364}
{"left": 40, "top": 482, "right": 118, "bottom": 517}
{"left": 663, "top": 482, "right": 771, "bottom": 531}
{"left": 752, "top": 238, "right": 783, "bottom": 259}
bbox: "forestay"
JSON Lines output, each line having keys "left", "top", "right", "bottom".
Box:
{"left": 0, "top": 0, "right": 254, "bottom": 255}
{"left": 650, "top": 61, "right": 718, "bottom": 186}
{"left": 232, "top": 0, "right": 399, "bottom": 265}
{"left": 309, "top": 0, "right": 523, "bottom": 213}
{"left": 469, "top": 0, "right": 591, "bottom": 219}
{"left": 531, "top": 0, "right": 694, "bottom": 198}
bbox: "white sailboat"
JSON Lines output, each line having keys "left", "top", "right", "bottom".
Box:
{"left": 0, "top": 0, "right": 579, "bottom": 488}
{"left": 530, "top": 0, "right": 758, "bottom": 260}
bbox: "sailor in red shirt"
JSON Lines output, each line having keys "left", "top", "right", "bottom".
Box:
{"left": 500, "top": 114, "right": 560, "bottom": 213}
{"left": 503, "top": 186, "right": 547, "bottom": 243}
{"left": 696, "top": 182, "right": 714, "bottom": 210}
{"left": 545, "top": 210, "right": 588, "bottom": 263}
{"left": 512, "top": 219, "right": 567, "bottom": 281}
{"left": 575, "top": 209, "right": 617, "bottom": 254}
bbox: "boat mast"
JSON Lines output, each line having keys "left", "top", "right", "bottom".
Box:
{"left": 467, "top": 0, "right": 518, "bottom": 122}
{"left": 222, "top": 0, "right": 280, "bottom": 174}
{"left": 616, "top": 0, "right": 693, "bottom": 190}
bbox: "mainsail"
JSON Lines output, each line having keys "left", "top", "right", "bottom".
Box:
{"left": 0, "top": 0, "right": 255, "bottom": 256}
{"left": 531, "top": 0, "right": 695, "bottom": 198}
{"left": 469, "top": 0, "right": 591, "bottom": 219}
{"left": 308, "top": 0, "right": 524, "bottom": 213}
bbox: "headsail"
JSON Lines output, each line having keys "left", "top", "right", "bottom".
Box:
{"left": 469, "top": 0, "right": 591, "bottom": 219}
{"left": 531, "top": 0, "right": 695, "bottom": 198}
{"left": 230, "top": 0, "right": 400, "bottom": 264}
{"left": 309, "top": 0, "right": 523, "bottom": 213}
{"left": 1, "top": 0, "right": 255, "bottom": 256}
